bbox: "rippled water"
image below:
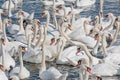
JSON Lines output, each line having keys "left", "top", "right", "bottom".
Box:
{"left": 0, "top": 0, "right": 120, "bottom": 80}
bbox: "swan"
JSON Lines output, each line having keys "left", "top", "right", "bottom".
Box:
{"left": 1, "top": 18, "right": 27, "bottom": 57}
{"left": 41, "top": 0, "right": 65, "bottom": 6}
{"left": 12, "top": 13, "right": 27, "bottom": 44}
{"left": 0, "top": 38, "right": 15, "bottom": 71}
{"left": 39, "top": 26, "right": 68, "bottom": 80}
{"left": 0, "top": 70, "right": 8, "bottom": 80}
{"left": 12, "top": 10, "right": 34, "bottom": 19}
{"left": 13, "top": 0, "right": 23, "bottom": 10}
{"left": 75, "top": 0, "right": 96, "bottom": 7}
{"left": 9, "top": 75, "right": 19, "bottom": 80}
{"left": 0, "top": 9, "right": 5, "bottom": 30}
{"left": 2, "top": 0, "right": 14, "bottom": 9}
{"left": 9, "top": 45, "right": 30, "bottom": 79}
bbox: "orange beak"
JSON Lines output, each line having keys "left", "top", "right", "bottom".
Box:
{"left": 41, "top": 13, "right": 45, "bottom": 18}
{"left": 87, "top": 67, "right": 92, "bottom": 74}
{"left": 76, "top": 48, "right": 81, "bottom": 54}
{"left": 37, "top": 22, "right": 41, "bottom": 27}
{"left": 50, "top": 39, "right": 55, "bottom": 45}
{"left": 55, "top": 39, "right": 60, "bottom": 45}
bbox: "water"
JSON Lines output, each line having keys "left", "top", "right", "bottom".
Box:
{"left": 0, "top": 0, "right": 120, "bottom": 80}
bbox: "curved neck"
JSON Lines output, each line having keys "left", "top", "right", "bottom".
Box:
{"left": 0, "top": 13, "right": 2, "bottom": 30}
{"left": 76, "top": 0, "right": 80, "bottom": 7}
{"left": 32, "top": 23, "right": 37, "bottom": 44}
{"left": 62, "top": 6, "right": 66, "bottom": 17}
{"left": 104, "top": 14, "right": 115, "bottom": 31}
{"left": 100, "top": 0, "right": 104, "bottom": 13}
{"left": 110, "top": 22, "right": 120, "bottom": 46}
{"left": 25, "top": 26, "right": 29, "bottom": 42}
{"left": 19, "top": 48, "right": 24, "bottom": 76}
{"left": 39, "top": 26, "right": 47, "bottom": 74}
{"left": 53, "top": 0, "right": 58, "bottom": 29}
{"left": 101, "top": 33, "right": 107, "bottom": 57}
{"left": 35, "top": 28, "right": 42, "bottom": 48}
{"left": 19, "top": 16, "right": 24, "bottom": 32}
{"left": 8, "top": 0, "right": 12, "bottom": 17}
{"left": 1, "top": 42, "right": 5, "bottom": 68}
{"left": 93, "top": 33, "right": 101, "bottom": 54}
{"left": 60, "top": 23, "right": 93, "bottom": 67}
{"left": 3, "top": 20, "right": 8, "bottom": 43}
{"left": 57, "top": 39, "right": 65, "bottom": 60}
{"left": 28, "top": 34, "right": 31, "bottom": 49}
{"left": 84, "top": 21, "right": 88, "bottom": 35}
{"left": 84, "top": 71, "right": 89, "bottom": 80}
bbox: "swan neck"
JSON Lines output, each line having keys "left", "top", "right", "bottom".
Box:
{"left": 39, "top": 26, "right": 47, "bottom": 74}
{"left": 3, "top": 21, "right": 8, "bottom": 43}
{"left": 8, "top": 0, "right": 12, "bottom": 17}
{"left": 1, "top": 42, "right": 5, "bottom": 68}
{"left": 35, "top": 28, "right": 42, "bottom": 48}
{"left": 110, "top": 22, "right": 120, "bottom": 45}
{"left": 19, "top": 16, "right": 24, "bottom": 32}
{"left": 19, "top": 48, "right": 24, "bottom": 74}
{"left": 93, "top": 34, "right": 101, "bottom": 54}
{"left": 84, "top": 21, "right": 88, "bottom": 34}
{"left": 28, "top": 34, "right": 31, "bottom": 49}
{"left": 104, "top": 14, "right": 115, "bottom": 31}
{"left": 32, "top": 23, "right": 37, "bottom": 44}
{"left": 82, "top": 45, "right": 93, "bottom": 67}
{"left": 101, "top": 33, "right": 107, "bottom": 57}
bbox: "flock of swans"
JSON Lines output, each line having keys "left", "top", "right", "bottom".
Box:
{"left": 0, "top": 0, "right": 120, "bottom": 80}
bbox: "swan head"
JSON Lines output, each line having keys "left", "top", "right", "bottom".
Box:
{"left": 94, "top": 34, "right": 99, "bottom": 40}
{"left": 0, "top": 64, "right": 5, "bottom": 71}
{"left": 1, "top": 37, "right": 5, "bottom": 45}
{"left": 50, "top": 37, "right": 55, "bottom": 45}
{"left": 3, "top": 18, "right": 10, "bottom": 24}
{"left": 94, "top": 16, "right": 99, "bottom": 24}
{"left": 19, "top": 45, "right": 27, "bottom": 53}
{"left": 18, "top": 11, "right": 25, "bottom": 17}
{"left": 76, "top": 47, "right": 81, "bottom": 54}
{"left": 41, "top": 10, "right": 49, "bottom": 18}
{"left": 0, "top": 9, "right": 7, "bottom": 15}
{"left": 86, "top": 66, "right": 92, "bottom": 74}
{"left": 34, "top": 19, "right": 41, "bottom": 27}
{"left": 55, "top": 38, "right": 60, "bottom": 45}
{"left": 76, "top": 60, "right": 82, "bottom": 67}
{"left": 105, "top": 13, "right": 114, "bottom": 19}
{"left": 96, "top": 76, "right": 102, "bottom": 80}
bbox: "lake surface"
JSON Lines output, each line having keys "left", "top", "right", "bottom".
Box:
{"left": 0, "top": 0, "right": 120, "bottom": 80}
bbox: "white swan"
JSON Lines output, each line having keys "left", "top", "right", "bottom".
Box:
{"left": 75, "top": 0, "right": 96, "bottom": 7}
{"left": 2, "top": 0, "right": 14, "bottom": 9}
{"left": 39, "top": 26, "right": 68, "bottom": 80}
{"left": 9, "top": 45, "right": 30, "bottom": 79}
{"left": 0, "top": 69, "right": 8, "bottom": 80}
{"left": 41, "top": 0, "right": 65, "bottom": 6}
{"left": 0, "top": 38, "right": 15, "bottom": 71}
